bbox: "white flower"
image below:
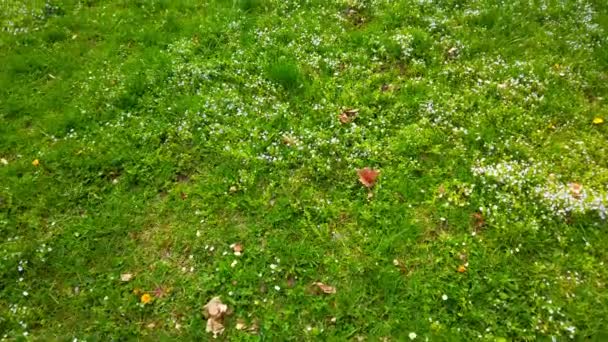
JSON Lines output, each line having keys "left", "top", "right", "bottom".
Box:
{"left": 274, "top": 285, "right": 281, "bottom": 291}
{"left": 23, "top": 291, "right": 28, "bottom": 297}
{"left": 442, "top": 294, "right": 448, "bottom": 301}
{"left": 409, "top": 332, "right": 417, "bottom": 340}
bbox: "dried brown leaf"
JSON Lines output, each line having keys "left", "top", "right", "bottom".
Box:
{"left": 472, "top": 212, "right": 485, "bottom": 230}
{"left": 231, "top": 243, "right": 243, "bottom": 254}
{"left": 339, "top": 108, "right": 359, "bottom": 124}
{"left": 248, "top": 320, "right": 259, "bottom": 334}
{"left": 313, "top": 282, "right": 336, "bottom": 294}
{"left": 203, "top": 297, "right": 228, "bottom": 338}
{"left": 203, "top": 297, "right": 228, "bottom": 319}
{"left": 206, "top": 317, "right": 225, "bottom": 338}
{"left": 569, "top": 182, "right": 583, "bottom": 199}
{"left": 153, "top": 286, "right": 171, "bottom": 298}
{"left": 120, "top": 273, "right": 133, "bottom": 282}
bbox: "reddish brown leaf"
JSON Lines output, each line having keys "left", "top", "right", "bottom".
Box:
{"left": 357, "top": 168, "right": 380, "bottom": 188}
{"left": 472, "top": 212, "right": 485, "bottom": 230}
{"left": 153, "top": 286, "right": 171, "bottom": 298}
{"left": 339, "top": 108, "right": 359, "bottom": 124}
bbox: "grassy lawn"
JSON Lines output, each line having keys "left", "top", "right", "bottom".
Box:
{"left": 2, "top": 0, "right": 608, "bottom": 340}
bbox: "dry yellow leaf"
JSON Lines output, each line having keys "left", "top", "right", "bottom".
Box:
{"left": 235, "top": 319, "right": 247, "bottom": 331}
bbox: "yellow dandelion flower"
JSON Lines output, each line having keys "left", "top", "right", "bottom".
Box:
{"left": 141, "top": 293, "right": 153, "bottom": 304}
{"left": 32, "top": 159, "right": 40, "bottom": 167}
{"left": 592, "top": 117, "right": 604, "bottom": 125}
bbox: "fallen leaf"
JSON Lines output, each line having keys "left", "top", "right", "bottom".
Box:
{"left": 287, "top": 276, "right": 296, "bottom": 288}
{"left": 313, "top": 282, "right": 336, "bottom": 294}
{"left": 472, "top": 212, "right": 485, "bottom": 230}
{"left": 248, "top": 320, "right": 259, "bottom": 334}
{"left": 180, "top": 192, "right": 188, "bottom": 200}
{"left": 153, "top": 286, "right": 171, "bottom": 298}
{"left": 447, "top": 47, "right": 459, "bottom": 58}
{"left": 120, "top": 273, "right": 133, "bottom": 282}
{"left": 437, "top": 184, "right": 446, "bottom": 197}
{"left": 32, "top": 159, "right": 40, "bottom": 167}
{"left": 357, "top": 168, "right": 380, "bottom": 188}
{"left": 203, "top": 297, "right": 228, "bottom": 318}
{"left": 339, "top": 108, "right": 359, "bottom": 124}
{"left": 282, "top": 134, "right": 299, "bottom": 146}
{"left": 457, "top": 265, "right": 467, "bottom": 273}
{"left": 203, "top": 297, "right": 228, "bottom": 338}
{"left": 381, "top": 84, "right": 394, "bottom": 92}
{"left": 569, "top": 182, "right": 583, "bottom": 199}
{"left": 231, "top": 243, "right": 243, "bottom": 255}
{"left": 393, "top": 259, "right": 408, "bottom": 273}
{"left": 592, "top": 117, "right": 604, "bottom": 125}
{"left": 235, "top": 319, "right": 247, "bottom": 331}
{"left": 206, "top": 317, "right": 225, "bottom": 338}
{"left": 147, "top": 322, "right": 156, "bottom": 329}
{"left": 0, "top": 158, "right": 7, "bottom": 165}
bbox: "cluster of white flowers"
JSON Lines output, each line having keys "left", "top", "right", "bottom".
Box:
{"left": 473, "top": 160, "right": 607, "bottom": 220}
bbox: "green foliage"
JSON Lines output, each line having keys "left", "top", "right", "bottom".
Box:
{"left": 267, "top": 58, "right": 306, "bottom": 91}
{"left": 1, "top": 0, "right": 607, "bottom": 340}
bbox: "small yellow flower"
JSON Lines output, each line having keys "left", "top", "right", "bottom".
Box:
{"left": 592, "top": 117, "right": 604, "bottom": 125}
{"left": 32, "top": 159, "right": 40, "bottom": 167}
{"left": 141, "top": 293, "right": 153, "bottom": 304}
{"left": 457, "top": 265, "right": 467, "bottom": 273}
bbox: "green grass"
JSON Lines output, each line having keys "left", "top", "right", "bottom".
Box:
{"left": 1, "top": 0, "right": 608, "bottom": 340}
